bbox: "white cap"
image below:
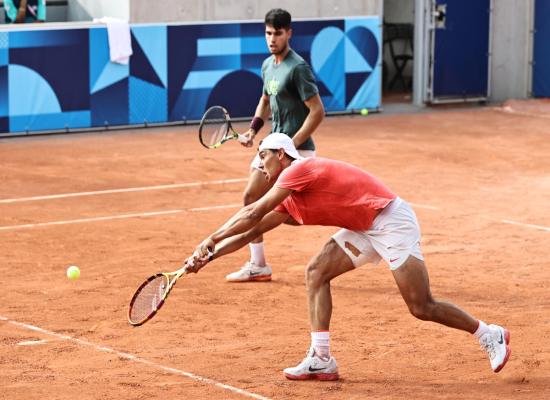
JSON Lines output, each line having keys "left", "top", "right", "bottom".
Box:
{"left": 258, "top": 133, "right": 302, "bottom": 160}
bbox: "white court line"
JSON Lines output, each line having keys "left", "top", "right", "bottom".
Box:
{"left": 0, "top": 315, "right": 272, "bottom": 400}
{"left": 409, "top": 202, "right": 439, "bottom": 210}
{"left": 0, "top": 205, "right": 243, "bottom": 231}
{"left": 17, "top": 339, "right": 50, "bottom": 346}
{"left": 0, "top": 178, "right": 248, "bottom": 204}
{"left": 499, "top": 219, "right": 550, "bottom": 232}
{"left": 0, "top": 210, "right": 184, "bottom": 231}
{"left": 494, "top": 106, "right": 550, "bottom": 120}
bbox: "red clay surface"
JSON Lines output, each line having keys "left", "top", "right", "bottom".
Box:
{"left": 1, "top": 103, "right": 549, "bottom": 399}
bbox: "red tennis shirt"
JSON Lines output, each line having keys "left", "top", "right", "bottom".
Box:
{"left": 274, "top": 158, "right": 396, "bottom": 231}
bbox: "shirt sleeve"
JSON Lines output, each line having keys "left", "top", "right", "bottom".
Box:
{"left": 276, "top": 160, "right": 317, "bottom": 192}
{"left": 292, "top": 63, "right": 319, "bottom": 102}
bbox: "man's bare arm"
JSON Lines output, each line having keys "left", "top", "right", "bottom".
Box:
{"left": 291, "top": 94, "right": 324, "bottom": 148}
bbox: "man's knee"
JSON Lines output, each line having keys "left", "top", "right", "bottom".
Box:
{"left": 243, "top": 190, "right": 259, "bottom": 206}
{"left": 407, "top": 301, "right": 435, "bottom": 321}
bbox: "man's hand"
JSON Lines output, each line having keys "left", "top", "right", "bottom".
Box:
{"left": 184, "top": 252, "right": 210, "bottom": 273}
{"left": 240, "top": 129, "right": 256, "bottom": 148}
{"left": 185, "top": 237, "right": 215, "bottom": 273}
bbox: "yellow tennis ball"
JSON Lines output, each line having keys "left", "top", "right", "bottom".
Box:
{"left": 66, "top": 265, "right": 80, "bottom": 280}
{"left": 360, "top": 108, "right": 369, "bottom": 116}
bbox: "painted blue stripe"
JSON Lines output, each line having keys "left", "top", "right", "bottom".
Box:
{"left": 9, "top": 111, "right": 91, "bottom": 132}
{"left": 182, "top": 70, "right": 233, "bottom": 90}
{"left": 241, "top": 37, "right": 266, "bottom": 54}
{"left": 197, "top": 38, "right": 240, "bottom": 56}
{"left": 193, "top": 55, "right": 240, "bottom": 71}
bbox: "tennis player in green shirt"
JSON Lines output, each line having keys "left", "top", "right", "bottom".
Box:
{"left": 226, "top": 8, "right": 325, "bottom": 282}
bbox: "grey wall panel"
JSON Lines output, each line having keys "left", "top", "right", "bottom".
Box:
{"left": 490, "top": 0, "right": 533, "bottom": 101}
{"left": 130, "top": 0, "right": 382, "bottom": 23}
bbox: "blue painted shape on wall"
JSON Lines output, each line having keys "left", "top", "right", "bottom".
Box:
{"left": 198, "top": 37, "right": 241, "bottom": 56}
{"left": 9, "top": 30, "right": 82, "bottom": 49}
{"left": 0, "top": 117, "right": 7, "bottom": 133}
{"left": 0, "top": 66, "right": 7, "bottom": 117}
{"left": 193, "top": 55, "right": 241, "bottom": 71}
{"left": 206, "top": 70, "right": 263, "bottom": 117}
{"left": 89, "top": 28, "right": 110, "bottom": 93}
{"left": 91, "top": 62, "right": 129, "bottom": 94}
{"left": 9, "top": 111, "right": 91, "bottom": 132}
{"left": 8, "top": 64, "right": 61, "bottom": 116}
{"left": 0, "top": 48, "right": 7, "bottom": 66}
{"left": 131, "top": 25, "right": 167, "bottom": 87}
{"left": 129, "top": 76, "right": 167, "bottom": 124}
{"left": 171, "top": 88, "right": 211, "bottom": 121}
{"left": 130, "top": 35, "right": 164, "bottom": 87}
{"left": 9, "top": 29, "right": 89, "bottom": 112}
{"left": 91, "top": 78, "right": 129, "bottom": 127}
{"left": 183, "top": 70, "right": 235, "bottom": 90}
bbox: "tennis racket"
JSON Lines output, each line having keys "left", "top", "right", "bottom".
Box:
{"left": 198, "top": 106, "right": 248, "bottom": 149}
{"left": 128, "top": 252, "right": 211, "bottom": 326}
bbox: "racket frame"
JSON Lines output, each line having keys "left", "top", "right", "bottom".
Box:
{"left": 127, "top": 265, "right": 187, "bottom": 326}
{"left": 198, "top": 106, "right": 247, "bottom": 149}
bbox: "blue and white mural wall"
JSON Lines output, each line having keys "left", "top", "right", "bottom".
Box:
{"left": 0, "top": 17, "right": 380, "bottom": 135}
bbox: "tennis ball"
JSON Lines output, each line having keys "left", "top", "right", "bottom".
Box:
{"left": 360, "top": 108, "right": 369, "bottom": 116}
{"left": 66, "top": 265, "right": 80, "bottom": 280}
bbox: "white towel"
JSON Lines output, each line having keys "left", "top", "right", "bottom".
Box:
{"left": 94, "top": 17, "right": 133, "bottom": 65}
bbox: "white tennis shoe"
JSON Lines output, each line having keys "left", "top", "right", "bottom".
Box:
{"left": 479, "top": 324, "right": 511, "bottom": 373}
{"left": 283, "top": 348, "right": 339, "bottom": 381}
{"left": 225, "top": 262, "right": 272, "bottom": 282}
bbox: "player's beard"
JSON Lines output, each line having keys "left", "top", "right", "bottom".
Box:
{"left": 270, "top": 42, "right": 289, "bottom": 56}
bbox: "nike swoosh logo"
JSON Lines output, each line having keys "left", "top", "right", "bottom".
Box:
{"left": 308, "top": 366, "right": 326, "bottom": 372}
{"left": 389, "top": 257, "right": 400, "bottom": 263}
{"left": 249, "top": 271, "right": 263, "bottom": 276}
{"left": 497, "top": 331, "right": 504, "bottom": 344}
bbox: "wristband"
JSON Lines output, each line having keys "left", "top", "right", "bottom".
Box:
{"left": 249, "top": 117, "right": 264, "bottom": 133}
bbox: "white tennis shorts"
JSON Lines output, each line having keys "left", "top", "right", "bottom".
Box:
{"left": 251, "top": 149, "right": 316, "bottom": 170}
{"left": 332, "top": 197, "right": 424, "bottom": 270}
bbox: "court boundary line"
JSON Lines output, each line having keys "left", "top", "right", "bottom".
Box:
{"left": 0, "top": 205, "right": 242, "bottom": 231}
{"left": 1, "top": 203, "right": 547, "bottom": 233}
{"left": 0, "top": 315, "right": 272, "bottom": 400}
{"left": 0, "top": 178, "right": 248, "bottom": 204}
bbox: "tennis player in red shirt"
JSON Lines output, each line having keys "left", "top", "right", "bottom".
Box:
{"left": 186, "top": 133, "right": 511, "bottom": 380}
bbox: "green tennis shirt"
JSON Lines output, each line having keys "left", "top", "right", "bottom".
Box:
{"left": 262, "top": 49, "right": 319, "bottom": 151}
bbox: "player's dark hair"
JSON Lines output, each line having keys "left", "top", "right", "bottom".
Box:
{"left": 265, "top": 9, "right": 292, "bottom": 30}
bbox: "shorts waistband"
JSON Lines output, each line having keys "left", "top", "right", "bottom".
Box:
{"left": 374, "top": 197, "right": 402, "bottom": 222}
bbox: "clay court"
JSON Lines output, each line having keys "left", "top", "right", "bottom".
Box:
{"left": 1, "top": 102, "right": 549, "bottom": 399}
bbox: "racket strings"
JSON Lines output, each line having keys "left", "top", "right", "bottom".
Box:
{"left": 200, "top": 108, "right": 230, "bottom": 146}
{"left": 129, "top": 275, "right": 169, "bottom": 323}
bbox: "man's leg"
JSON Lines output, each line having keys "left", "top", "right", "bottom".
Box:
{"left": 225, "top": 168, "right": 273, "bottom": 282}
{"left": 392, "top": 255, "right": 511, "bottom": 372}
{"left": 391, "top": 255, "right": 478, "bottom": 332}
{"left": 284, "top": 239, "right": 354, "bottom": 381}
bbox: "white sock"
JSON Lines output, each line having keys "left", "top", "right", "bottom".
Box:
{"left": 249, "top": 242, "right": 266, "bottom": 266}
{"left": 311, "top": 331, "right": 330, "bottom": 360}
{"left": 473, "top": 320, "right": 490, "bottom": 339}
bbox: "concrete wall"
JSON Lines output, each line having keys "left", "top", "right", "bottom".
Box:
{"left": 384, "top": 0, "right": 414, "bottom": 24}
{"left": 129, "top": 0, "right": 382, "bottom": 23}
{"left": 490, "top": 0, "right": 534, "bottom": 101}
{"left": 67, "top": 0, "right": 129, "bottom": 22}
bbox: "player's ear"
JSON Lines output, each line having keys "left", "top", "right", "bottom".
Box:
{"left": 287, "top": 28, "right": 293, "bottom": 39}
{"left": 278, "top": 148, "right": 286, "bottom": 161}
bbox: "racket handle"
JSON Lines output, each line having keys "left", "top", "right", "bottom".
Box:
{"left": 237, "top": 134, "right": 248, "bottom": 143}
{"left": 185, "top": 248, "right": 214, "bottom": 271}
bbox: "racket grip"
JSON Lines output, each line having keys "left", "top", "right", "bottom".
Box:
{"left": 185, "top": 248, "right": 214, "bottom": 271}
{"left": 237, "top": 134, "right": 248, "bottom": 143}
